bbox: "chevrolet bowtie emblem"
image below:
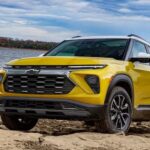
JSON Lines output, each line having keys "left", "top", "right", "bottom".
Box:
{"left": 25, "top": 69, "right": 40, "bottom": 75}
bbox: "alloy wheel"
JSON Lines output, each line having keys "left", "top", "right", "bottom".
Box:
{"left": 109, "top": 94, "right": 130, "bottom": 130}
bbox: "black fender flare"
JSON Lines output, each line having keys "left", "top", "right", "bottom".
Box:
{"left": 105, "top": 74, "right": 134, "bottom": 105}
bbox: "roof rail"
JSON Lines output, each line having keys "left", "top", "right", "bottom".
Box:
{"left": 128, "top": 34, "right": 145, "bottom": 40}
{"left": 72, "top": 36, "right": 82, "bottom": 38}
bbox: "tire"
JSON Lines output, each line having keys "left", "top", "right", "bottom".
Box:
{"left": 95, "top": 86, "right": 132, "bottom": 133}
{"left": 1, "top": 114, "right": 38, "bottom": 131}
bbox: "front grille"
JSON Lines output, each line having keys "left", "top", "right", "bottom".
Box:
{"left": 4, "top": 75, "right": 75, "bottom": 94}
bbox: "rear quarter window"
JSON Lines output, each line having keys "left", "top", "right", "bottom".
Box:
{"left": 147, "top": 46, "right": 150, "bottom": 54}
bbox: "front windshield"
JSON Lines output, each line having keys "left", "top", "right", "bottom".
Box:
{"left": 46, "top": 39, "right": 129, "bottom": 60}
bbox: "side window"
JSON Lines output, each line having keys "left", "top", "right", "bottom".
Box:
{"left": 147, "top": 46, "right": 150, "bottom": 54}
{"left": 130, "top": 40, "right": 147, "bottom": 58}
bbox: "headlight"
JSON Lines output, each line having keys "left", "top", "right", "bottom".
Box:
{"left": 85, "top": 75, "right": 100, "bottom": 94}
{"left": 3, "top": 64, "right": 13, "bottom": 69}
{"left": 68, "top": 65, "right": 107, "bottom": 69}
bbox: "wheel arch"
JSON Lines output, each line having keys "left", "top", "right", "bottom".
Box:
{"left": 105, "top": 74, "right": 134, "bottom": 105}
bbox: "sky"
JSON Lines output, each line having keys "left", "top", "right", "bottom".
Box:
{"left": 0, "top": 0, "right": 150, "bottom": 42}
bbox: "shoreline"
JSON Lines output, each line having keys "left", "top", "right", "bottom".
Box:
{"left": 0, "top": 46, "right": 48, "bottom": 52}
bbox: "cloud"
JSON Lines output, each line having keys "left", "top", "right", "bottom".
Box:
{"left": 13, "top": 20, "right": 28, "bottom": 25}
{"left": 131, "top": 0, "right": 150, "bottom": 5}
{"left": 0, "top": 24, "right": 81, "bottom": 42}
{"left": 0, "top": 0, "right": 150, "bottom": 41}
{"left": 118, "top": 8, "right": 132, "bottom": 13}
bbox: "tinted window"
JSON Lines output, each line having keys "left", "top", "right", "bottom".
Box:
{"left": 46, "top": 39, "right": 128, "bottom": 60}
{"left": 130, "top": 41, "right": 147, "bottom": 57}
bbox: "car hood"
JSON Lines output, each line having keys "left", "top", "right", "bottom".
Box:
{"left": 7, "top": 56, "right": 123, "bottom": 66}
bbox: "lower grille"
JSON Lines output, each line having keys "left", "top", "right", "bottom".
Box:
{"left": 4, "top": 75, "right": 74, "bottom": 94}
{"left": 4, "top": 100, "right": 78, "bottom": 110}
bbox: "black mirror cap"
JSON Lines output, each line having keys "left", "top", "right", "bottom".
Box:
{"left": 129, "top": 57, "right": 150, "bottom": 63}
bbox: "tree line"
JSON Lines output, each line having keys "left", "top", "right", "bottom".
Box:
{"left": 0, "top": 37, "right": 58, "bottom": 50}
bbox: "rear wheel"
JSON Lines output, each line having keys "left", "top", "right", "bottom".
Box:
{"left": 1, "top": 114, "right": 38, "bottom": 131}
{"left": 95, "top": 86, "right": 132, "bottom": 133}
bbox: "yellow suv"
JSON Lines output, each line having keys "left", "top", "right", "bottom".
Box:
{"left": 0, "top": 34, "right": 150, "bottom": 133}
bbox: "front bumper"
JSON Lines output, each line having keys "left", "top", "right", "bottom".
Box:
{"left": 0, "top": 97, "right": 105, "bottom": 121}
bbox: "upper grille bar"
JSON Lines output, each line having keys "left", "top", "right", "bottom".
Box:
{"left": 9, "top": 65, "right": 70, "bottom": 70}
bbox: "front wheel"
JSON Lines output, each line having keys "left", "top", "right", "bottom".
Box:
{"left": 95, "top": 86, "right": 132, "bottom": 133}
{"left": 1, "top": 114, "right": 38, "bottom": 131}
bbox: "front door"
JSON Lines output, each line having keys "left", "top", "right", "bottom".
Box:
{"left": 129, "top": 40, "right": 150, "bottom": 106}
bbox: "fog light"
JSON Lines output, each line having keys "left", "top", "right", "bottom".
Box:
{"left": 85, "top": 75, "right": 100, "bottom": 94}
{"left": 86, "top": 76, "right": 97, "bottom": 84}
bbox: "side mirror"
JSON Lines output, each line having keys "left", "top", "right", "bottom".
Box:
{"left": 129, "top": 52, "right": 150, "bottom": 63}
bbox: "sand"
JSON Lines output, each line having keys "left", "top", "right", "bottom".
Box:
{"left": 0, "top": 119, "right": 150, "bottom": 150}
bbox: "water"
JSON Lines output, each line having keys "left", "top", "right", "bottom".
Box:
{"left": 0, "top": 47, "right": 46, "bottom": 67}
